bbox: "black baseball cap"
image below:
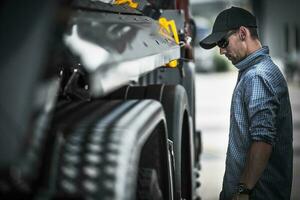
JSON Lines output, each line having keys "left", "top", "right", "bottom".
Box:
{"left": 199, "top": 6, "right": 257, "bottom": 49}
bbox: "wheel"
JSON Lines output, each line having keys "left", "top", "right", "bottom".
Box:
{"left": 122, "top": 84, "right": 194, "bottom": 200}
{"left": 45, "top": 100, "right": 172, "bottom": 200}
{"left": 160, "top": 85, "right": 193, "bottom": 200}
{"left": 107, "top": 84, "right": 194, "bottom": 199}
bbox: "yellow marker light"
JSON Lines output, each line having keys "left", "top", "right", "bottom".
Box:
{"left": 159, "top": 17, "right": 180, "bottom": 67}
{"left": 167, "top": 60, "right": 178, "bottom": 68}
{"left": 114, "top": 0, "right": 138, "bottom": 8}
{"left": 158, "top": 18, "right": 179, "bottom": 44}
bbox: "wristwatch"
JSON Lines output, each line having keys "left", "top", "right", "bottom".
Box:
{"left": 238, "top": 183, "right": 252, "bottom": 195}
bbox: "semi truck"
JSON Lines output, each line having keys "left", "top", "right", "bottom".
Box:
{"left": 0, "top": 0, "right": 202, "bottom": 199}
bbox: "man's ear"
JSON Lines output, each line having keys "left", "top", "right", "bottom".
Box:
{"left": 239, "top": 26, "right": 247, "bottom": 41}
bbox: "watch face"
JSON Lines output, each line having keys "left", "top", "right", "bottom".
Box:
{"left": 238, "top": 183, "right": 251, "bottom": 194}
{"left": 238, "top": 186, "right": 244, "bottom": 193}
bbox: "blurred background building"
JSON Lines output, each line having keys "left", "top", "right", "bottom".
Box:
{"left": 190, "top": 0, "right": 300, "bottom": 199}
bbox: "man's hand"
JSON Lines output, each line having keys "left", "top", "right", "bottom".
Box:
{"left": 232, "top": 193, "right": 250, "bottom": 200}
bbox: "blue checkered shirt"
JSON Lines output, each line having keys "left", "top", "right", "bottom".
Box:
{"left": 220, "top": 46, "right": 293, "bottom": 200}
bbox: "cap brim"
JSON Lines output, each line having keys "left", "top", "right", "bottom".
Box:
{"left": 199, "top": 32, "right": 227, "bottom": 49}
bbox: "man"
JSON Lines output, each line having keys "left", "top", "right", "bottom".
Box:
{"left": 199, "top": 6, "right": 293, "bottom": 200}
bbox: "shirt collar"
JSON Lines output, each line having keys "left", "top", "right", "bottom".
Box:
{"left": 235, "top": 46, "right": 269, "bottom": 71}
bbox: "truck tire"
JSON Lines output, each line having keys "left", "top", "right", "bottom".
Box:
{"left": 117, "top": 84, "right": 193, "bottom": 200}
{"left": 47, "top": 100, "right": 172, "bottom": 200}
{"left": 160, "top": 85, "right": 193, "bottom": 200}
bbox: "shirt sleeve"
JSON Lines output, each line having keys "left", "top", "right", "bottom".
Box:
{"left": 244, "top": 75, "right": 279, "bottom": 145}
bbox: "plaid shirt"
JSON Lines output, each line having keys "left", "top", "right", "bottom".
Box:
{"left": 220, "top": 46, "right": 293, "bottom": 200}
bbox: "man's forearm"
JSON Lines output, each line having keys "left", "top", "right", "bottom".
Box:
{"left": 240, "top": 141, "right": 273, "bottom": 189}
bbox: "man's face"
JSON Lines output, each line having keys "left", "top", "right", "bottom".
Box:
{"left": 218, "top": 29, "right": 247, "bottom": 64}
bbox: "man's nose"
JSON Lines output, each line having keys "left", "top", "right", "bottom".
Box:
{"left": 219, "top": 47, "right": 226, "bottom": 55}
